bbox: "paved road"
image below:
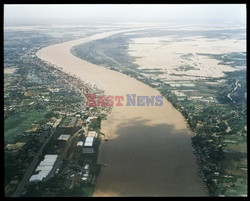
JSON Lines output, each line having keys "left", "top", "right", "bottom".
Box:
{"left": 62, "top": 129, "right": 79, "bottom": 159}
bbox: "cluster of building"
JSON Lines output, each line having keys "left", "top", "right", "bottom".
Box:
{"left": 78, "top": 131, "right": 98, "bottom": 154}
{"left": 81, "top": 164, "right": 90, "bottom": 182}
{"left": 4, "top": 30, "right": 108, "bottom": 196}
{"left": 28, "top": 130, "right": 98, "bottom": 183}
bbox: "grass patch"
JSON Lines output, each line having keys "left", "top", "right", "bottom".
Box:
{"left": 4, "top": 110, "right": 45, "bottom": 142}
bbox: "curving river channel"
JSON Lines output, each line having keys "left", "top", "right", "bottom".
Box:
{"left": 36, "top": 29, "right": 207, "bottom": 196}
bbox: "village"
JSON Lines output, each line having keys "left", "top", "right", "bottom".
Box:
{"left": 4, "top": 31, "right": 111, "bottom": 196}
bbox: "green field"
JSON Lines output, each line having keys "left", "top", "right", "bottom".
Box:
{"left": 4, "top": 110, "right": 46, "bottom": 143}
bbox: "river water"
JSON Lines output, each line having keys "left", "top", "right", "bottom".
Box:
{"left": 36, "top": 29, "right": 207, "bottom": 196}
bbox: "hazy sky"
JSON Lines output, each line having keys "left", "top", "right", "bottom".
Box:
{"left": 4, "top": 4, "right": 246, "bottom": 26}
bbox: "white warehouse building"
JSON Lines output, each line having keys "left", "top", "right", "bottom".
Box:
{"left": 29, "top": 155, "right": 58, "bottom": 182}
{"left": 84, "top": 136, "right": 94, "bottom": 147}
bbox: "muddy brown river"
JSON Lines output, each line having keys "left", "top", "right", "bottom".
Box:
{"left": 36, "top": 29, "right": 207, "bottom": 196}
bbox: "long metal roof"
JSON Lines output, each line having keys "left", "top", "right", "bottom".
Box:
{"left": 29, "top": 154, "right": 58, "bottom": 182}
